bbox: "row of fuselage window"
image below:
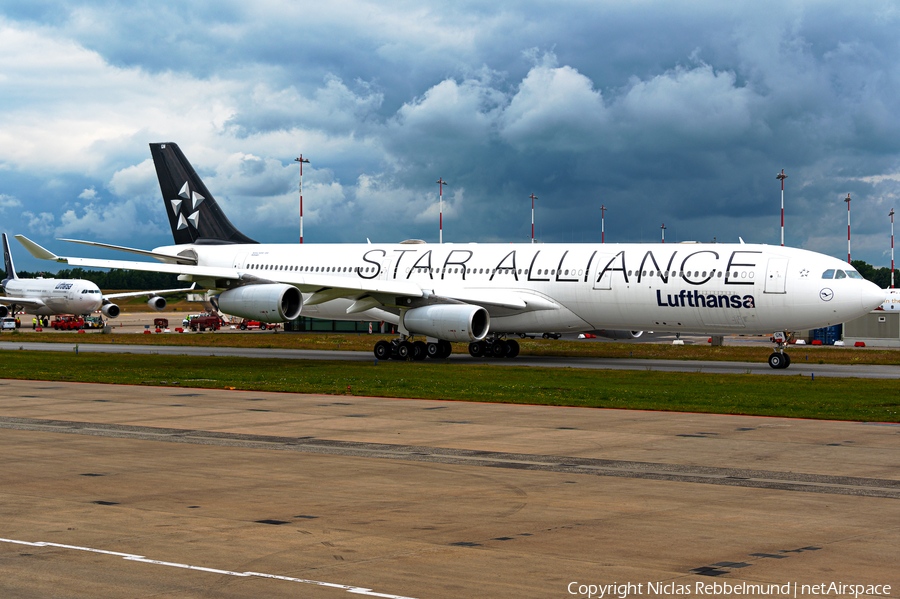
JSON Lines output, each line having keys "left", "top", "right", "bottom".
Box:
{"left": 244, "top": 262, "right": 755, "bottom": 280}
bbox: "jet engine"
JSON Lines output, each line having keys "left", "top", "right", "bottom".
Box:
{"left": 101, "top": 303, "right": 120, "bottom": 318}
{"left": 402, "top": 304, "right": 490, "bottom": 342}
{"left": 147, "top": 296, "right": 167, "bottom": 311}
{"left": 590, "top": 330, "right": 643, "bottom": 340}
{"left": 0, "top": 305, "right": 7, "bottom": 318}
{"left": 218, "top": 283, "right": 302, "bottom": 323}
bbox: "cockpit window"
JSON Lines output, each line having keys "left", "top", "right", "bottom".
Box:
{"left": 822, "top": 269, "right": 834, "bottom": 279}
{"left": 835, "top": 270, "right": 847, "bottom": 279}
{"left": 846, "top": 270, "right": 863, "bottom": 279}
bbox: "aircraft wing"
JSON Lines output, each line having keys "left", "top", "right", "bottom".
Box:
{"left": 0, "top": 296, "right": 47, "bottom": 310}
{"left": 17, "top": 235, "right": 558, "bottom": 316}
{"left": 105, "top": 283, "right": 197, "bottom": 301}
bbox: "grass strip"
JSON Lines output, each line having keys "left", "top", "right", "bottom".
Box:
{"left": 3, "top": 330, "right": 900, "bottom": 365}
{"left": 2, "top": 350, "right": 898, "bottom": 422}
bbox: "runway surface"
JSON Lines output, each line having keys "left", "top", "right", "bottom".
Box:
{"left": 2, "top": 340, "right": 899, "bottom": 379}
{"left": 1, "top": 380, "right": 898, "bottom": 598}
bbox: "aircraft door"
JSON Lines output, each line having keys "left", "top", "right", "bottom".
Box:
{"left": 233, "top": 253, "right": 248, "bottom": 269}
{"left": 764, "top": 258, "right": 788, "bottom": 294}
{"left": 379, "top": 254, "right": 397, "bottom": 281}
{"left": 591, "top": 254, "right": 618, "bottom": 290}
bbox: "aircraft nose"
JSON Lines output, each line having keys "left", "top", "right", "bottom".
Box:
{"left": 860, "top": 281, "right": 886, "bottom": 312}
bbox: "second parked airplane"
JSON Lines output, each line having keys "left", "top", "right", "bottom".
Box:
{"left": 2, "top": 233, "right": 192, "bottom": 320}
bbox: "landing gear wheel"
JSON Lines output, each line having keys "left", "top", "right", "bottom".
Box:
{"left": 783, "top": 353, "right": 791, "bottom": 368}
{"left": 412, "top": 341, "right": 428, "bottom": 361}
{"left": 394, "top": 341, "right": 411, "bottom": 360}
{"left": 491, "top": 340, "right": 508, "bottom": 358}
{"left": 426, "top": 342, "right": 441, "bottom": 359}
{"left": 768, "top": 352, "right": 788, "bottom": 369}
{"left": 505, "top": 339, "right": 520, "bottom": 358}
{"left": 468, "top": 341, "right": 486, "bottom": 358}
{"left": 439, "top": 340, "right": 452, "bottom": 358}
{"left": 374, "top": 340, "right": 392, "bottom": 360}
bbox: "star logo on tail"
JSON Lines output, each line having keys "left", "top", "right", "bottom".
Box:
{"left": 171, "top": 182, "right": 204, "bottom": 231}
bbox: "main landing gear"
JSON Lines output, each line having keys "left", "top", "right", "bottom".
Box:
{"left": 768, "top": 331, "right": 792, "bottom": 369}
{"left": 373, "top": 337, "right": 451, "bottom": 361}
{"left": 467, "top": 336, "right": 520, "bottom": 359}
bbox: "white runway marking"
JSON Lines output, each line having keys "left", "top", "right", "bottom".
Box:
{"left": 1, "top": 537, "right": 418, "bottom": 599}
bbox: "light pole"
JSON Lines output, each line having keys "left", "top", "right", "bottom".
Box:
{"left": 844, "top": 193, "right": 852, "bottom": 263}
{"left": 600, "top": 205, "right": 607, "bottom": 243}
{"left": 436, "top": 178, "right": 448, "bottom": 244}
{"left": 890, "top": 208, "right": 894, "bottom": 289}
{"left": 529, "top": 193, "right": 538, "bottom": 244}
{"left": 294, "top": 155, "right": 310, "bottom": 243}
{"left": 661, "top": 223, "right": 666, "bottom": 244}
{"left": 776, "top": 169, "right": 787, "bottom": 246}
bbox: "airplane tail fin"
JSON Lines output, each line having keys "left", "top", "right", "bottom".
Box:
{"left": 2, "top": 233, "right": 18, "bottom": 282}
{"left": 150, "top": 143, "right": 257, "bottom": 245}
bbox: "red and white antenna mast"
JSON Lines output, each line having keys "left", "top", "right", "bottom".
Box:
{"left": 294, "top": 155, "right": 310, "bottom": 243}
{"left": 776, "top": 169, "right": 787, "bottom": 246}
{"left": 661, "top": 222, "right": 666, "bottom": 244}
{"left": 600, "top": 205, "right": 607, "bottom": 244}
{"left": 436, "top": 178, "right": 448, "bottom": 244}
{"left": 890, "top": 208, "right": 894, "bottom": 289}
{"left": 529, "top": 193, "right": 538, "bottom": 244}
{"left": 845, "top": 194, "right": 852, "bottom": 263}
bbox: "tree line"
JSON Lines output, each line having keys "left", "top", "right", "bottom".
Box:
{"left": 850, "top": 261, "right": 899, "bottom": 290}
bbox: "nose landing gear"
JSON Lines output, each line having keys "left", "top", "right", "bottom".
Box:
{"left": 768, "top": 331, "right": 793, "bottom": 369}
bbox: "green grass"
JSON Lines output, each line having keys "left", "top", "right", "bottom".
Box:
{"left": 2, "top": 350, "right": 898, "bottom": 422}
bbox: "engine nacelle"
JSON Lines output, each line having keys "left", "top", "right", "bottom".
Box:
{"left": 402, "top": 304, "right": 490, "bottom": 342}
{"left": 147, "top": 296, "right": 167, "bottom": 311}
{"left": 590, "top": 329, "right": 643, "bottom": 340}
{"left": 218, "top": 283, "right": 302, "bottom": 323}
{"left": 0, "top": 305, "right": 7, "bottom": 318}
{"left": 101, "top": 303, "right": 120, "bottom": 318}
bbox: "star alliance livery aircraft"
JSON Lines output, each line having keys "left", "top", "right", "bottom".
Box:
{"left": 2, "top": 233, "right": 192, "bottom": 320}
{"left": 17, "top": 143, "right": 885, "bottom": 368}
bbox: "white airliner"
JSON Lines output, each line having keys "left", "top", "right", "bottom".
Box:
{"left": 2, "top": 232, "right": 192, "bottom": 320}
{"left": 16, "top": 143, "right": 886, "bottom": 368}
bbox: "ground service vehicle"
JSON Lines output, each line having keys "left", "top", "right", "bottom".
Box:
{"left": 188, "top": 315, "right": 220, "bottom": 331}
{"left": 154, "top": 318, "right": 169, "bottom": 328}
{"left": 83, "top": 316, "right": 105, "bottom": 329}
{"left": 1, "top": 317, "right": 15, "bottom": 331}
{"left": 239, "top": 319, "right": 279, "bottom": 330}
{"left": 52, "top": 315, "right": 84, "bottom": 330}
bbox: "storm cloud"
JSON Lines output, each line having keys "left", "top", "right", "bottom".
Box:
{"left": 1, "top": 0, "right": 899, "bottom": 269}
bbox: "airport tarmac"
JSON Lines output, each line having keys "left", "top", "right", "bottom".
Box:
{"left": 0, "top": 380, "right": 898, "bottom": 598}
{"left": 2, "top": 340, "right": 899, "bottom": 379}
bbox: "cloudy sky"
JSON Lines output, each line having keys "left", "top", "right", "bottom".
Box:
{"left": 2, "top": 0, "right": 900, "bottom": 271}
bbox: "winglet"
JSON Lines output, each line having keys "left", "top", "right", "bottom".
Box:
{"left": 14, "top": 235, "right": 67, "bottom": 263}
